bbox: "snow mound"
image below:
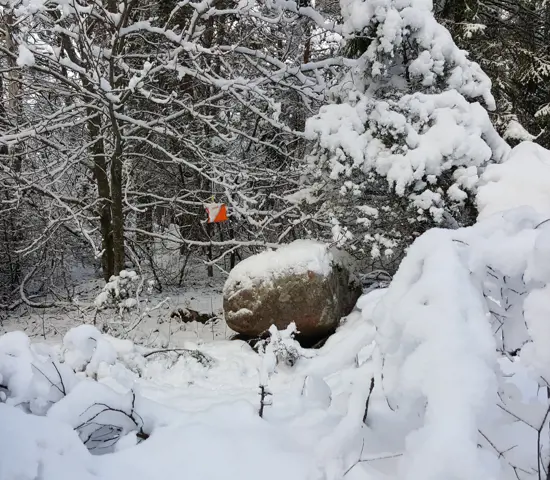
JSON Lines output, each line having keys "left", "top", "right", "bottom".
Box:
{"left": 374, "top": 228, "right": 498, "bottom": 480}
{"left": 0, "top": 398, "right": 314, "bottom": 480}
{"left": 62, "top": 325, "right": 117, "bottom": 376}
{"left": 477, "top": 141, "right": 550, "bottom": 219}
{"left": 0, "top": 403, "right": 91, "bottom": 480}
{"left": 372, "top": 205, "right": 550, "bottom": 480}
{"left": 223, "top": 240, "right": 348, "bottom": 294}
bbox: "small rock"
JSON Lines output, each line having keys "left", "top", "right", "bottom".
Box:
{"left": 170, "top": 308, "right": 216, "bottom": 324}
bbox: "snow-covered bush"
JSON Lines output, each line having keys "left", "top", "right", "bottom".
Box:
{"left": 92, "top": 270, "right": 168, "bottom": 343}
{"left": 256, "top": 323, "right": 309, "bottom": 417}
{"left": 259, "top": 324, "right": 302, "bottom": 374}
{"left": 95, "top": 270, "right": 158, "bottom": 307}
{"left": 301, "top": 0, "right": 510, "bottom": 270}
{"left": 0, "top": 331, "right": 77, "bottom": 415}
{"left": 48, "top": 382, "right": 150, "bottom": 454}
{"left": 62, "top": 325, "right": 118, "bottom": 378}
{"left": 94, "top": 270, "right": 143, "bottom": 313}
{"left": 370, "top": 205, "right": 550, "bottom": 480}
{"left": 0, "top": 326, "right": 158, "bottom": 455}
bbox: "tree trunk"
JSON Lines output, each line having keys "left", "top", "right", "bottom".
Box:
{"left": 87, "top": 107, "right": 115, "bottom": 280}
{"left": 109, "top": 142, "right": 125, "bottom": 274}
{"left": 106, "top": 0, "right": 133, "bottom": 276}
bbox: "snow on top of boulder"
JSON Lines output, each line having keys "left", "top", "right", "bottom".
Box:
{"left": 223, "top": 240, "right": 346, "bottom": 295}
{"left": 477, "top": 141, "right": 550, "bottom": 219}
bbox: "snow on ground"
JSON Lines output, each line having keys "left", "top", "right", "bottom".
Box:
{"left": 3, "top": 143, "right": 550, "bottom": 480}
{"left": 0, "top": 294, "right": 381, "bottom": 480}
{"left": 1, "top": 230, "right": 548, "bottom": 480}
{"left": 1, "top": 257, "right": 232, "bottom": 348}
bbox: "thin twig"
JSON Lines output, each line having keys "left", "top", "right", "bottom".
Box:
{"left": 363, "top": 377, "right": 375, "bottom": 424}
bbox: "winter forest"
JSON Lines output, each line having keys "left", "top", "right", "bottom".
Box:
{"left": 1, "top": 0, "right": 550, "bottom": 479}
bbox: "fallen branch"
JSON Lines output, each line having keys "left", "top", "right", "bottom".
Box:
{"left": 143, "top": 348, "right": 213, "bottom": 366}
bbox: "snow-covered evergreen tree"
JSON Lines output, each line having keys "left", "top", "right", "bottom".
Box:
{"left": 302, "top": 0, "right": 511, "bottom": 269}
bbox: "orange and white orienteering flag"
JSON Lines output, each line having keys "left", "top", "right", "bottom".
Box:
{"left": 205, "top": 203, "right": 228, "bottom": 223}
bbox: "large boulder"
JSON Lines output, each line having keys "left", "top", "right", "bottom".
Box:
{"left": 223, "top": 240, "right": 362, "bottom": 338}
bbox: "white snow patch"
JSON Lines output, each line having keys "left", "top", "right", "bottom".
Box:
{"left": 16, "top": 44, "right": 35, "bottom": 67}
{"left": 504, "top": 119, "right": 536, "bottom": 142}
{"left": 477, "top": 141, "right": 550, "bottom": 218}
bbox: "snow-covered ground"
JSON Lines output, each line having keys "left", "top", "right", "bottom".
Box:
{"left": 1, "top": 258, "right": 232, "bottom": 348}
{"left": 3, "top": 143, "right": 550, "bottom": 480}
{"left": 0, "top": 270, "right": 548, "bottom": 480}
{"left": 0, "top": 291, "right": 381, "bottom": 480}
